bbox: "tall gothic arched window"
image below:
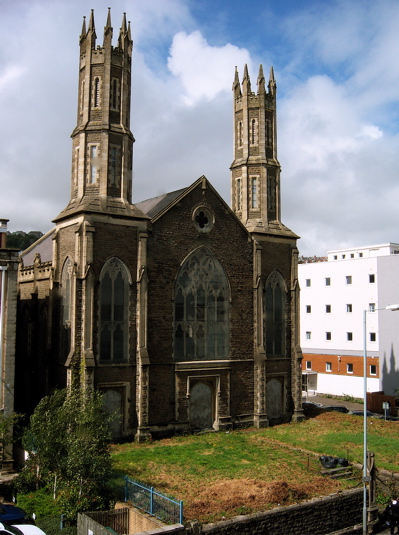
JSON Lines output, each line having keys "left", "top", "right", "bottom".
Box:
{"left": 99, "top": 258, "right": 129, "bottom": 362}
{"left": 265, "top": 271, "right": 286, "bottom": 358}
{"left": 174, "top": 248, "right": 229, "bottom": 361}
{"left": 251, "top": 118, "right": 258, "bottom": 145}
{"left": 94, "top": 77, "right": 100, "bottom": 108}
{"left": 60, "top": 258, "right": 73, "bottom": 361}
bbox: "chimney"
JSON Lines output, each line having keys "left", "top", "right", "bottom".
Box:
{"left": 0, "top": 220, "right": 9, "bottom": 248}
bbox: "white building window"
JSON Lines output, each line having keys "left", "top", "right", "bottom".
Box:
{"left": 325, "top": 277, "right": 331, "bottom": 286}
{"left": 326, "top": 332, "right": 331, "bottom": 341}
{"left": 347, "top": 363, "right": 353, "bottom": 374}
{"left": 370, "top": 332, "right": 376, "bottom": 342}
{"left": 369, "top": 274, "right": 375, "bottom": 283}
{"left": 306, "top": 361, "right": 312, "bottom": 370}
{"left": 326, "top": 362, "right": 332, "bottom": 372}
{"left": 346, "top": 275, "right": 352, "bottom": 285}
{"left": 347, "top": 332, "right": 353, "bottom": 341}
{"left": 306, "top": 279, "right": 311, "bottom": 287}
{"left": 346, "top": 304, "right": 352, "bottom": 313}
{"left": 370, "top": 365, "right": 377, "bottom": 376}
{"left": 326, "top": 304, "right": 331, "bottom": 313}
{"left": 306, "top": 305, "right": 311, "bottom": 313}
{"left": 369, "top": 303, "right": 375, "bottom": 312}
{"left": 306, "top": 331, "right": 311, "bottom": 340}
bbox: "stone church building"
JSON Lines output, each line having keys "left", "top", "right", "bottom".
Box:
{"left": 15, "top": 10, "right": 304, "bottom": 440}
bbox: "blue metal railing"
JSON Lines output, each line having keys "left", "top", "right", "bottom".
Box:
{"left": 124, "top": 476, "right": 184, "bottom": 525}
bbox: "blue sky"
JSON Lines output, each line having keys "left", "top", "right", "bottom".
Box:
{"left": 0, "top": 0, "right": 398, "bottom": 255}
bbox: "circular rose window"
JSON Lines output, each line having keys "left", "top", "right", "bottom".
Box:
{"left": 192, "top": 206, "right": 214, "bottom": 233}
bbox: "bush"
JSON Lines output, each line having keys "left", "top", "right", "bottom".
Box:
{"left": 36, "top": 516, "right": 77, "bottom": 535}
{"left": 16, "top": 488, "right": 62, "bottom": 519}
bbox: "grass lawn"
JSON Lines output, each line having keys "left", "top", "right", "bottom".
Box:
{"left": 111, "top": 411, "right": 398, "bottom": 523}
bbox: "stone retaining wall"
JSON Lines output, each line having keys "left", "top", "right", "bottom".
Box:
{"left": 186, "top": 488, "right": 363, "bottom": 535}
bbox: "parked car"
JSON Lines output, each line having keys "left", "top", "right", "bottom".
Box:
{"left": 322, "top": 405, "right": 349, "bottom": 413}
{"left": 0, "top": 523, "right": 46, "bottom": 535}
{"left": 0, "top": 506, "right": 34, "bottom": 526}
{"left": 348, "top": 410, "right": 375, "bottom": 417}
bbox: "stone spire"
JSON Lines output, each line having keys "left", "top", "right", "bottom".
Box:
{"left": 54, "top": 9, "right": 144, "bottom": 223}
{"left": 230, "top": 65, "right": 295, "bottom": 236}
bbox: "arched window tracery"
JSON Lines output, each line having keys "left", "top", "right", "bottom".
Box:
{"left": 174, "top": 248, "right": 229, "bottom": 361}
{"left": 99, "top": 258, "right": 129, "bottom": 362}
{"left": 264, "top": 271, "right": 286, "bottom": 358}
{"left": 60, "top": 258, "right": 73, "bottom": 361}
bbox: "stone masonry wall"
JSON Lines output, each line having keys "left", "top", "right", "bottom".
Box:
{"left": 197, "top": 488, "right": 363, "bottom": 535}
{"left": 145, "top": 183, "right": 254, "bottom": 428}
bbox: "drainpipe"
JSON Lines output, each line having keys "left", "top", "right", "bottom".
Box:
{"left": 0, "top": 264, "right": 7, "bottom": 409}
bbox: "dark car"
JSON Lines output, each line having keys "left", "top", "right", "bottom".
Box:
{"left": 0, "top": 505, "right": 34, "bottom": 526}
{"left": 322, "top": 405, "right": 349, "bottom": 413}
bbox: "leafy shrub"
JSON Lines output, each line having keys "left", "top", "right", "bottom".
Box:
{"left": 36, "top": 516, "right": 77, "bottom": 535}
{"left": 15, "top": 387, "right": 113, "bottom": 522}
{"left": 16, "top": 488, "right": 62, "bottom": 519}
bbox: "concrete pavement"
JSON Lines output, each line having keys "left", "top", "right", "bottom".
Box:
{"left": 303, "top": 393, "right": 365, "bottom": 412}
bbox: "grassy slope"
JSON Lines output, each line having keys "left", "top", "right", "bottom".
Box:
{"left": 112, "top": 412, "right": 398, "bottom": 522}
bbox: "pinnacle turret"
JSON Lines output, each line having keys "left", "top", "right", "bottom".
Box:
{"left": 87, "top": 9, "right": 96, "bottom": 49}
{"left": 80, "top": 16, "right": 86, "bottom": 45}
{"left": 117, "top": 13, "right": 132, "bottom": 55}
{"left": 105, "top": 7, "right": 112, "bottom": 30}
{"left": 268, "top": 66, "right": 276, "bottom": 96}
{"left": 242, "top": 64, "right": 251, "bottom": 94}
{"left": 233, "top": 67, "right": 241, "bottom": 98}
{"left": 118, "top": 13, "right": 127, "bottom": 48}
{"left": 257, "top": 64, "right": 265, "bottom": 94}
{"left": 103, "top": 7, "right": 113, "bottom": 46}
{"left": 231, "top": 63, "right": 282, "bottom": 232}
{"left": 56, "top": 9, "right": 138, "bottom": 223}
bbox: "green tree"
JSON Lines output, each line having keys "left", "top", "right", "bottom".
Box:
{"left": 6, "top": 231, "right": 43, "bottom": 251}
{"left": 16, "top": 388, "right": 113, "bottom": 521}
{"left": 0, "top": 411, "right": 24, "bottom": 467}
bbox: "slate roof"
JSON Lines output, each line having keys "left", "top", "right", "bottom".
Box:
{"left": 21, "top": 229, "right": 54, "bottom": 266}
{"left": 136, "top": 188, "right": 187, "bottom": 219}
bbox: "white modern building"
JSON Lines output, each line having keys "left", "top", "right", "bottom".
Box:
{"left": 299, "top": 243, "right": 399, "bottom": 398}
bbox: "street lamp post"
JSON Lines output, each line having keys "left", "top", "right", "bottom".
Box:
{"left": 362, "top": 304, "right": 399, "bottom": 535}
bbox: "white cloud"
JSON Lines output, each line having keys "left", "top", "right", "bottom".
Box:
{"left": 0, "top": 65, "right": 25, "bottom": 92}
{"left": 356, "top": 125, "right": 383, "bottom": 140}
{"left": 167, "top": 30, "right": 251, "bottom": 105}
{"left": 0, "top": 0, "right": 398, "bottom": 258}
